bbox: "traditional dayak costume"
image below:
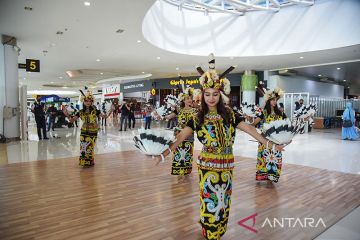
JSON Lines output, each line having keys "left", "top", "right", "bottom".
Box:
{"left": 255, "top": 88, "right": 286, "bottom": 182}
{"left": 188, "top": 54, "right": 241, "bottom": 239}
{"left": 170, "top": 86, "right": 198, "bottom": 176}
{"left": 76, "top": 90, "right": 98, "bottom": 167}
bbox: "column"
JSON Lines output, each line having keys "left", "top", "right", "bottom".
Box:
{"left": 1, "top": 36, "right": 20, "bottom": 140}
{"left": 241, "top": 70, "right": 257, "bottom": 104}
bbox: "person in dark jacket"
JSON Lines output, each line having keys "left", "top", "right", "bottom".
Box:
{"left": 128, "top": 102, "right": 136, "bottom": 129}
{"left": 31, "top": 96, "right": 49, "bottom": 140}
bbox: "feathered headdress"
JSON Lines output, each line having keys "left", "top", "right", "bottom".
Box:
{"left": 176, "top": 75, "right": 200, "bottom": 103}
{"left": 79, "top": 88, "right": 95, "bottom": 102}
{"left": 196, "top": 53, "right": 235, "bottom": 103}
{"left": 264, "top": 88, "right": 285, "bottom": 102}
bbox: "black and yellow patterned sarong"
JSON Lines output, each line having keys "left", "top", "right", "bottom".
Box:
{"left": 256, "top": 143, "right": 282, "bottom": 182}
{"left": 79, "top": 134, "right": 97, "bottom": 167}
{"left": 198, "top": 167, "right": 233, "bottom": 240}
{"left": 171, "top": 139, "right": 194, "bottom": 175}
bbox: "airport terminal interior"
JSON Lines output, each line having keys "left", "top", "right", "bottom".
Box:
{"left": 0, "top": 0, "right": 360, "bottom": 239}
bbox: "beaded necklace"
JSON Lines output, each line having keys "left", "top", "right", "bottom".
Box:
{"left": 205, "top": 111, "right": 222, "bottom": 121}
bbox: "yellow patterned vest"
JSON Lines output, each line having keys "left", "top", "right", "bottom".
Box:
{"left": 79, "top": 107, "right": 98, "bottom": 136}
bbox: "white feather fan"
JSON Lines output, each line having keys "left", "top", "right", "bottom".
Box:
{"left": 292, "top": 103, "right": 318, "bottom": 132}
{"left": 233, "top": 102, "right": 262, "bottom": 120}
{"left": 133, "top": 128, "right": 175, "bottom": 161}
{"left": 262, "top": 119, "right": 302, "bottom": 145}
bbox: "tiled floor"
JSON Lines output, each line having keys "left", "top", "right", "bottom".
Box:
{"left": 1, "top": 119, "right": 359, "bottom": 239}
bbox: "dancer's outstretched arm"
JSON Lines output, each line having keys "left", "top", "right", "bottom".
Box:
{"left": 237, "top": 121, "right": 284, "bottom": 152}
{"left": 154, "top": 126, "right": 193, "bottom": 162}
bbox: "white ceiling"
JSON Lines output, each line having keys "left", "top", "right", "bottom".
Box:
{"left": 0, "top": 0, "right": 360, "bottom": 94}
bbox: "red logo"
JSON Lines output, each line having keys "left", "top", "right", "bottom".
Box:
{"left": 238, "top": 213, "right": 258, "bottom": 233}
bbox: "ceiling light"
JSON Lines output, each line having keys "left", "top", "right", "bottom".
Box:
{"left": 318, "top": 74, "right": 322, "bottom": 77}
{"left": 96, "top": 59, "right": 101, "bottom": 62}
{"left": 51, "top": 82, "right": 54, "bottom": 84}
{"left": 23, "top": 77, "right": 26, "bottom": 80}
{"left": 66, "top": 71, "right": 73, "bottom": 78}
{"left": 175, "top": 67, "right": 179, "bottom": 71}
{"left": 156, "top": 57, "right": 161, "bottom": 60}
{"left": 100, "top": 72, "right": 103, "bottom": 75}
{"left": 137, "top": 40, "right": 142, "bottom": 43}
{"left": 84, "top": 2, "right": 90, "bottom": 6}
{"left": 62, "top": 86, "right": 68, "bottom": 89}
{"left": 142, "top": 72, "right": 145, "bottom": 74}
{"left": 343, "top": 79, "right": 346, "bottom": 82}
{"left": 337, "top": 67, "right": 341, "bottom": 70}
{"left": 299, "top": 56, "right": 304, "bottom": 59}
{"left": 347, "top": 86, "right": 350, "bottom": 88}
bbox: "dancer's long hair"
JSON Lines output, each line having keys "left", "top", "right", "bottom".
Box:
{"left": 264, "top": 99, "right": 282, "bottom": 116}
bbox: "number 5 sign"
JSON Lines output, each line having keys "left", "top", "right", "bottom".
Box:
{"left": 26, "top": 59, "right": 40, "bottom": 72}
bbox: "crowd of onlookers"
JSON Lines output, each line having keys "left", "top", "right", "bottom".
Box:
{"left": 29, "top": 97, "right": 161, "bottom": 140}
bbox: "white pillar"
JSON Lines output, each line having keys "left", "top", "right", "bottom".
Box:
{"left": 2, "top": 43, "right": 20, "bottom": 139}
{"left": 0, "top": 43, "right": 5, "bottom": 136}
{"left": 20, "top": 85, "right": 28, "bottom": 140}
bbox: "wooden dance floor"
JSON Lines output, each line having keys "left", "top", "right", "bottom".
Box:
{"left": 1, "top": 150, "right": 360, "bottom": 240}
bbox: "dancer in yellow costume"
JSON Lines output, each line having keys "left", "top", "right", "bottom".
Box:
{"left": 63, "top": 90, "right": 106, "bottom": 167}
{"left": 251, "top": 88, "right": 287, "bottom": 183}
{"left": 166, "top": 86, "right": 198, "bottom": 181}
{"left": 159, "top": 54, "right": 284, "bottom": 239}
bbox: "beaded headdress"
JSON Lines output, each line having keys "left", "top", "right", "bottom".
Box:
{"left": 79, "top": 89, "right": 95, "bottom": 102}
{"left": 196, "top": 53, "right": 235, "bottom": 103}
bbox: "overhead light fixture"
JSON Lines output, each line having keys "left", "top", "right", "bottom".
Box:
{"left": 142, "top": 72, "right": 145, "bottom": 74}
{"left": 84, "top": 2, "right": 90, "bottom": 6}
{"left": 51, "top": 82, "right": 54, "bottom": 84}
{"left": 156, "top": 57, "right": 161, "bottom": 60}
{"left": 347, "top": 86, "right": 350, "bottom": 88}
{"left": 299, "top": 56, "right": 304, "bottom": 59}
{"left": 66, "top": 71, "right": 73, "bottom": 78}
{"left": 343, "top": 79, "right": 346, "bottom": 82}
{"left": 337, "top": 67, "right": 341, "bottom": 70}
{"left": 100, "top": 72, "right": 103, "bottom": 75}
{"left": 175, "top": 67, "right": 179, "bottom": 71}
{"left": 318, "top": 74, "right": 322, "bottom": 77}
{"left": 23, "top": 77, "right": 26, "bottom": 80}
{"left": 96, "top": 59, "right": 101, "bottom": 62}
{"left": 137, "top": 40, "right": 142, "bottom": 43}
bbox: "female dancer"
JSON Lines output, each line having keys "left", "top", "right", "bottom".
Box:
{"left": 158, "top": 54, "right": 283, "bottom": 239}
{"left": 63, "top": 90, "right": 105, "bottom": 167}
{"left": 166, "top": 87, "right": 198, "bottom": 181}
{"left": 251, "top": 88, "right": 286, "bottom": 183}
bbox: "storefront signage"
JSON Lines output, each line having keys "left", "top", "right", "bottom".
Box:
{"left": 169, "top": 79, "right": 199, "bottom": 86}
{"left": 103, "top": 84, "right": 120, "bottom": 99}
{"left": 124, "top": 83, "right": 144, "bottom": 90}
{"left": 151, "top": 88, "right": 156, "bottom": 96}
